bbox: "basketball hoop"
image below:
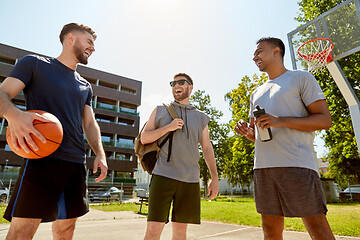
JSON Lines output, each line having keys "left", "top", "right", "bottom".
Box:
{"left": 297, "top": 38, "right": 334, "bottom": 74}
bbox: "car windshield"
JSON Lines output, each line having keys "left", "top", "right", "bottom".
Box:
{"left": 94, "top": 188, "right": 107, "bottom": 193}
{"left": 344, "top": 187, "right": 360, "bottom": 192}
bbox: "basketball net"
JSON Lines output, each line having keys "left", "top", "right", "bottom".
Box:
{"left": 297, "top": 38, "right": 334, "bottom": 74}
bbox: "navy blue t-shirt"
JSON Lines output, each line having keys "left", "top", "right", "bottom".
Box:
{"left": 9, "top": 55, "right": 93, "bottom": 164}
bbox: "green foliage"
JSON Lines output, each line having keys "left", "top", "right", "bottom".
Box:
{"left": 190, "top": 90, "right": 230, "bottom": 188}
{"left": 223, "top": 74, "right": 267, "bottom": 187}
{"left": 295, "top": 0, "right": 343, "bottom": 23}
{"left": 296, "top": 0, "right": 360, "bottom": 185}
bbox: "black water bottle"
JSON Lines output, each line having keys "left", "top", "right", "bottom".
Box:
{"left": 253, "top": 105, "right": 272, "bottom": 142}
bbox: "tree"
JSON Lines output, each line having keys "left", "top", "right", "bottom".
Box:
{"left": 224, "top": 73, "right": 267, "bottom": 190}
{"left": 296, "top": 0, "right": 360, "bottom": 185}
{"left": 190, "top": 90, "right": 229, "bottom": 195}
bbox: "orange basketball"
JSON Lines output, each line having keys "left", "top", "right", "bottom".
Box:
{"left": 6, "top": 110, "right": 63, "bottom": 159}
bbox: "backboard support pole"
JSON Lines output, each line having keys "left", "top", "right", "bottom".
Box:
{"left": 326, "top": 61, "right": 360, "bottom": 156}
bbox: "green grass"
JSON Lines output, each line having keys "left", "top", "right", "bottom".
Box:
{"left": 0, "top": 199, "right": 359, "bottom": 237}
{"left": 0, "top": 204, "right": 8, "bottom": 223}
{"left": 201, "top": 198, "right": 261, "bottom": 226}
{"left": 201, "top": 198, "right": 360, "bottom": 237}
{"left": 91, "top": 202, "right": 148, "bottom": 215}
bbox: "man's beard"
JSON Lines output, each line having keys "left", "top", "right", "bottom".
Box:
{"left": 173, "top": 87, "right": 190, "bottom": 101}
{"left": 73, "top": 40, "right": 88, "bottom": 65}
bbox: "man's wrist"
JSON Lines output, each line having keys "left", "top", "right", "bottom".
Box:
{"left": 94, "top": 151, "right": 106, "bottom": 158}
{"left": 210, "top": 174, "right": 219, "bottom": 181}
{"left": 3, "top": 106, "right": 20, "bottom": 120}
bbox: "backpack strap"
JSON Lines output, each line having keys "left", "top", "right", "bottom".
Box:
{"left": 163, "top": 103, "right": 179, "bottom": 119}
{"left": 166, "top": 132, "right": 174, "bottom": 162}
{"left": 161, "top": 103, "right": 179, "bottom": 162}
{"left": 158, "top": 131, "right": 172, "bottom": 148}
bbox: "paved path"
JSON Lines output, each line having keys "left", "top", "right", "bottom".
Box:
{"left": 0, "top": 209, "right": 358, "bottom": 240}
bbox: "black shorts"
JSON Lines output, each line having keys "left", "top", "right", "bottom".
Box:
{"left": 4, "top": 157, "right": 89, "bottom": 222}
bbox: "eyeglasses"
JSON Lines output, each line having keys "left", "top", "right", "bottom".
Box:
{"left": 169, "top": 79, "right": 191, "bottom": 87}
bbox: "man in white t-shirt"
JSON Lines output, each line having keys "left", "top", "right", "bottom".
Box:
{"left": 235, "top": 37, "right": 335, "bottom": 240}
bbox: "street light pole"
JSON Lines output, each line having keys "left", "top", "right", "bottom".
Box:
{"left": 2, "top": 159, "right": 8, "bottom": 181}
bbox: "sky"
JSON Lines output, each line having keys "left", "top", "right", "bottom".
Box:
{"left": 0, "top": 0, "right": 327, "bottom": 157}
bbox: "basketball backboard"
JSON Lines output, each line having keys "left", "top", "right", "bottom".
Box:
{"left": 288, "top": 0, "right": 360, "bottom": 70}
{"left": 287, "top": 0, "right": 360, "bottom": 157}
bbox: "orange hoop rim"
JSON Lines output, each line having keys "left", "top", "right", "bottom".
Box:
{"left": 297, "top": 38, "right": 334, "bottom": 63}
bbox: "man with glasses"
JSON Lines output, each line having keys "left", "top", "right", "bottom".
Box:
{"left": 141, "top": 73, "right": 219, "bottom": 240}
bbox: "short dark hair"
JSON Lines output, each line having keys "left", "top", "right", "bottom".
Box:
{"left": 256, "top": 37, "right": 285, "bottom": 59}
{"left": 59, "top": 23, "right": 97, "bottom": 43}
{"left": 174, "top": 73, "right": 193, "bottom": 85}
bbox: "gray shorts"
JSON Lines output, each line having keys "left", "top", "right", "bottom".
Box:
{"left": 254, "top": 167, "right": 327, "bottom": 217}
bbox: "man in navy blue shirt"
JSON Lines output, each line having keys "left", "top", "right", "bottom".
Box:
{"left": 0, "top": 23, "right": 107, "bottom": 239}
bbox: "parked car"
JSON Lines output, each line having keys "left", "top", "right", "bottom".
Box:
{"left": 89, "top": 187, "right": 124, "bottom": 202}
{"left": 133, "top": 188, "right": 149, "bottom": 198}
{"left": 339, "top": 187, "right": 360, "bottom": 201}
{"left": 0, "top": 181, "right": 9, "bottom": 203}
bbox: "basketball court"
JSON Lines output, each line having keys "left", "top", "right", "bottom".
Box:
{"left": 0, "top": 209, "right": 358, "bottom": 240}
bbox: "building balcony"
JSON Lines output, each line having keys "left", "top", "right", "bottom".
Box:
{"left": 101, "top": 140, "right": 134, "bottom": 149}
{"left": 96, "top": 102, "right": 116, "bottom": 111}
{"left": 95, "top": 102, "right": 139, "bottom": 116}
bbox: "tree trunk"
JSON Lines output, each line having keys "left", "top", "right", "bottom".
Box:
{"left": 203, "top": 169, "right": 208, "bottom": 199}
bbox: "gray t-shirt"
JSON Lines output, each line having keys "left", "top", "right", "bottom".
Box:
{"left": 249, "top": 70, "right": 326, "bottom": 172}
{"left": 153, "top": 101, "right": 210, "bottom": 183}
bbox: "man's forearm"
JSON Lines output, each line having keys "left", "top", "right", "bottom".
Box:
{"left": 84, "top": 122, "right": 105, "bottom": 156}
{"left": 278, "top": 114, "right": 332, "bottom": 131}
{"left": 0, "top": 90, "right": 20, "bottom": 119}
{"left": 203, "top": 146, "right": 218, "bottom": 180}
{"left": 141, "top": 124, "right": 172, "bottom": 144}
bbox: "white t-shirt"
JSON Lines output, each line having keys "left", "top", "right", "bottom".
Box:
{"left": 249, "top": 70, "right": 326, "bottom": 172}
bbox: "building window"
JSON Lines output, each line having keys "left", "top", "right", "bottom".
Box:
{"left": 116, "top": 136, "right": 134, "bottom": 149}
{"left": 99, "top": 80, "right": 118, "bottom": 89}
{"left": 114, "top": 152, "right": 132, "bottom": 161}
{"left": 12, "top": 99, "right": 26, "bottom": 110}
{"left": 1, "top": 121, "right": 8, "bottom": 135}
{"left": 101, "top": 133, "right": 114, "bottom": 146}
{"left": 120, "top": 86, "right": 136, "bottom": 95}
{"left": 118, "top": 118, "right": 135, "bottom": 126}
{"left": 95, "top": 114, "right": 116, "bottom": 123}
{"left": 115, "top": 153, "right": 126, "bottom": 160}
{"left": 105, "top": 151, "right": 114, "bottom": 159}
{"left": 96, "top": 97, "right": 117, "bottom": 112}
{"left": 119, "top": 102, "right": 138, "bottom": 116}
{"left": 0, "top": 55, "right": 16, "bottom": 65}
{"left": 4, "top": 144, "right": 11, "bottom": 151}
